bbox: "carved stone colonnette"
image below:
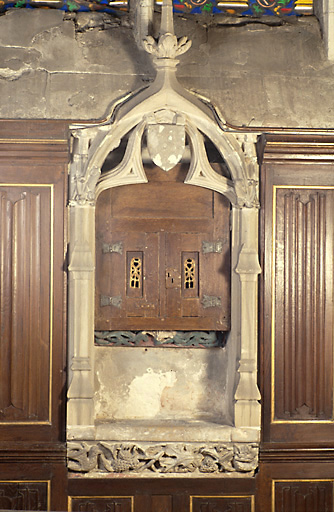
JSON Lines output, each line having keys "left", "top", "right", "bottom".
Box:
{"left": 67, "top": 441, "right": 258, "bottom": 476}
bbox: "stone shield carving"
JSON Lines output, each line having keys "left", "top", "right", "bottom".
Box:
{"left": 146, "top": 111, "right": 186, "bottom": 171}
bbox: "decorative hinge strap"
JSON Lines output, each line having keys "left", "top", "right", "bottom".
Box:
{"left": 100, "top": 295, "right": 122, "bottom": 308}
{"left": 102, "top": 242, "right": 123, "bottom": 254}
{"left": 202, "top": 240, "right": 223, "bottom": 254}
{"left": 201, "top": 295, "right": 221, "bottom": 308}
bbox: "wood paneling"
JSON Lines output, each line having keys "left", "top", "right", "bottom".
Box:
{"left": 274, "top": 480, "right": 333, "bottom": 512}
{"left": 68, "top": 478, "right": 257, "bottom": 512}
{"left": 70, "top": 497, "right": 133, "bottom": 512}
{"left": 95, "top": 165, "right": 230, "bottom": 331}
{"left": 0, "top": 481, "right": 49, "bottom": 510}
{"left": 0, "top": 186, "right": 52, "bottom": 422}
{"left": 191, "top": 496, "right": 254, "bottom": 512}
{"left": 0, "top": 121, "right": 68, "bottom": 443}
{"left": 260, "top": 152, "right": 334, "bottom": 443}
{"left": 274, "top": 188, "right": 333, "bottom": 421}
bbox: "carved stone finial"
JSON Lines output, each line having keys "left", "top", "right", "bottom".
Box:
{"left": 161, "top": 0, "right": 174, "bottom": 35}
{"left": 142, "top": 0, "right": 192, "bottom": 61}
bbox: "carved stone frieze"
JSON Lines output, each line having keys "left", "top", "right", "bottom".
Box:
{"left": 67, "top": 441, "right": 258, "bottom": 476}
{"left": 94, "top": 330, "right": 223, "bottom": 348}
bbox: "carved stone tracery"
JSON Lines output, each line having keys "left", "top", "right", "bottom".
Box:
{"left": 67, "top": 0, "right": 261, "bottom": 472}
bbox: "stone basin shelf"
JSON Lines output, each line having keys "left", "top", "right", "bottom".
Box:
{"left": 67, "top": 421, "right": 260, "bottom": 477}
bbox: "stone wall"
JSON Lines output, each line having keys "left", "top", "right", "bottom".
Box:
{"left": 0, "top": 8, "right": 333, "bottom": 128}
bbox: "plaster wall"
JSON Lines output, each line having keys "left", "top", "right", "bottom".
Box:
{"left": 0, "top": 8, "right": 333, "bottom": 128}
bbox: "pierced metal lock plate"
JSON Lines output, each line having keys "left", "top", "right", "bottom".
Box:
{"left": 165, "top": 268, "right": 181, "bottom": 289}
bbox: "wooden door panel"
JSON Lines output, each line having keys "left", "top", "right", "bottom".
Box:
{"left": 165, "top": 233, "right": 230, "bottom": 330}
{"left": 95, "top": 231, "right": 160, "bottom": 329}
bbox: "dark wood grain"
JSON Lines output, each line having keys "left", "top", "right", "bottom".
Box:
{"left": 274, "top": 480, "right": 333, "bottom": 512}
{"left": 95, "top": 164, "right": 230, "bottom": 331}
{"left": 274, "top": 189, "right": 333, "bottom": 421}
{"left": 260, "top": 150, "right": 334, "bottom": 443}
{"left": 192, "top": 496, "right": 254, "bottom": 512}
{"left": 0, "top": 121, "right": 67, "bottom": 443}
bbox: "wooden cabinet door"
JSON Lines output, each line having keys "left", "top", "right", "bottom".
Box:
{"left": 95, "top": 164, "right": 230, "bottom": 332}
{"left": 95, "top": 231, "right": 160, "bottom": 328}
{"left": 164, "top": 232, "right": 230, "bottom": 330}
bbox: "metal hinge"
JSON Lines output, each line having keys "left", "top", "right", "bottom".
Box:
{"left": 100, "top": 295, "right": 122, "bottom": 308}
{"left": 201, "top": 295, "right": 221, "bottom": 308}
{"left": 102, "top": 242, "right": 123, "bottom": 254}
{"left": 202, "top": 240, "right": 223, "bottom": 254}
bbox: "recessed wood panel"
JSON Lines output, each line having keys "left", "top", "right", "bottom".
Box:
{"left": 0, "top": 481, "right": 49, "bottom": 510}
{"left": 69, "top": 496, "right": 133, "bottom": 512}
{"left": 273, "top": 188, "right": 334, "bottom": 421}
{"left": 191, "top": 496, "right": 254, "bottom": 512}
{"left": 0, "top": 120, "right": 67, "bottom": 442}
{"left": 260, "top": 155, "right": 334, "bottom": 443}
{"left": 274, "top": 480, "right": 333, "bottom": 512}
{"left": 0, "top": 186, "right": 52, "bottom": 423}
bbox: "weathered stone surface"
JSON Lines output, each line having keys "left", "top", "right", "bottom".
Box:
{"left": 0, "top": 70, "right": 48, "bottom": 118}
{"left": 0, "top": 47, "right": 41, "bottom": 81}
{"left": 47, "top": 73, "right": 143, "bottom": 119}
{"left": 0, "top": 10, "right": 333, "bottom": 126}
{"left": 67, "top": 440, "right": 259, "bottom": 476}
{"left": 0, "top": 9, "right": 64, "bottom": 47}
{"left": 94, "top": 347, "right": 231, "bottom": 424}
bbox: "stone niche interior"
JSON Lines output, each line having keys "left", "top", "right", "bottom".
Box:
{"left": 66, "top": 5, "right": 261, "bottom": 474}
{"left": 67, "top": 124, "right": 261, "bottom": 476}
{"left": 93, "top": 162, "right": 235, "bottom": 434}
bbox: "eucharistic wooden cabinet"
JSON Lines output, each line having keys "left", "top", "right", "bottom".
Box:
{"left": 1, "top": 121, "right": 334, "bottom": 512}
{"left": 95, "top": 164, "right": 231, "bottom": 332}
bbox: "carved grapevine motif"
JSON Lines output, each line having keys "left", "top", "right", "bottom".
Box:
{"left": 67, "top": 442, "right": 258, "bottom": 475}
{"left": 94, "top": 330, "right": 222, "bottom": 347}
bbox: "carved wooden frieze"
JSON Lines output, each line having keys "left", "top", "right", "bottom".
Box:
{"left": 67, "top": 442, "right": 258, "bottom": 476}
